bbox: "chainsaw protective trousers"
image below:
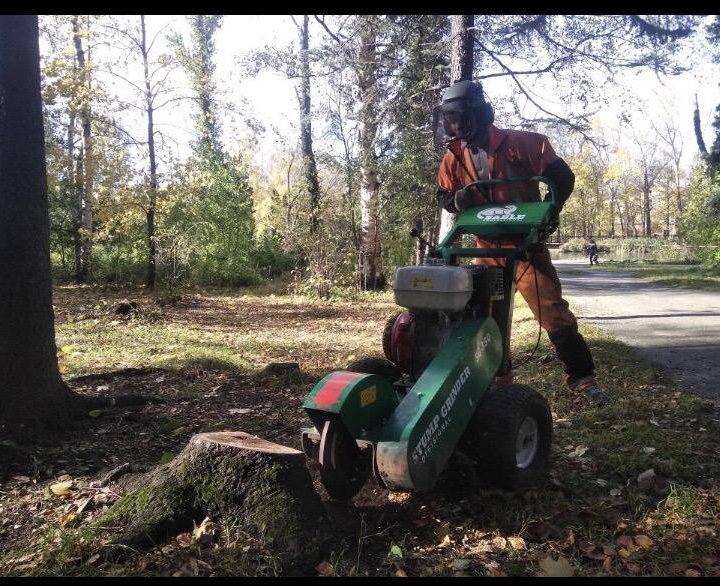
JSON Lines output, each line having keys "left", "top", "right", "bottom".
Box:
{"left": 475, "top": 243, "right": 596, "bottom": 387}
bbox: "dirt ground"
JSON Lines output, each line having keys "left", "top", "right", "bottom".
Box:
{"left": 1, "top": 285, "right": 719, "bottom": 577}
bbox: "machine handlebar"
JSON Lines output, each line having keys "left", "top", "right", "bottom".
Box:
{"left": 460, "top": 176, "right": 557, "bottom": 205}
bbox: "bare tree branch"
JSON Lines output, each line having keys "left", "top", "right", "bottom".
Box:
{"left": 313, "top": 15, "right": 347, "bottom": 44}
{"left": 474, "top": 38, "right": 595, "bottom": 141}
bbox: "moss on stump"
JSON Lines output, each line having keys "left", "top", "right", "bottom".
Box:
{"left": 95, "top": 432, "right": 328, "bottom": 566}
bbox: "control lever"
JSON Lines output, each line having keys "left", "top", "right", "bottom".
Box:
{"left": 410, "top": 229, "right": 436, "bottom": 254}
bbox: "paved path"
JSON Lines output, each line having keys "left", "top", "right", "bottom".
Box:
{"left": 554, "top": 260, "right": 720, "bottom": 400}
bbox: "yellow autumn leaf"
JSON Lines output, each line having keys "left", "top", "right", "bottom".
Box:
{"left": 60, "top": 513, "right": 76, "bottom": 527}
{"left": 507, "top": 536, "right": 527, "bottom": 550}
{"left": 49, "top": 480, "right": 74, "bottom": 496}
{"left": 537, "top": 555, "right": 574, "bottom": 577}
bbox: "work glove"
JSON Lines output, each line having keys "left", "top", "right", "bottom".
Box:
{"left": 454, "top": 187, "right": 474, "bottom": 211}
{"left": 543, "top": 205, "right": 560, "bottom": 240}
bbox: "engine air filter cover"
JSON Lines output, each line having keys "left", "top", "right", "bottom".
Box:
{"left": 393, "top": 265, "right": 473, "bottom": 312}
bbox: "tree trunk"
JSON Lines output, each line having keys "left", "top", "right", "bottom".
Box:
{"left": 674, "top": 160, "right": 683, "bottom": 216}
{"left": 616, "top": 201, "right": 625, "bottom": 237}
{"left": 299, "top": 15, "right": 321, "bottom": 236}
{"left": 96, "top": 431, "right": 328, "bottom": 571}
{"left": 0, "top": 15, "right": 84, "bottom": 439}
{"left": 73, "top": 147, "right": 84, "bottom": 280}
{"left": 450, "top": 15, "right": 474, "bottom": 82}
{"left": 335, "top": 101, "right": 359, "bottom": 253}
{"left": 357, "top": 16, "right": 383, "bottom": 291}
{"left": 72, "top": 15, "right": 94, "bottom": 284}
{"left": 438, "top": 15, "right": 474, "bottom": 244}
{"left": 141, "top": 15, "right": 158, "bottom": 290}
{"left": 643, "top": 169, "right": 652, "bottom": 237}
{"left": 693, "top": 94, "right": 709, "bottom": 160}
{"left": 66, "top": 101, "right": 79, "bottom": 281}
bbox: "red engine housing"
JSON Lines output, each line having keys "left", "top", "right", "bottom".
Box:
{"left": 383, "top": 311, "right": 414, "bottom": 375}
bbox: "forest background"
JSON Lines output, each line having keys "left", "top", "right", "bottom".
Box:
{"left": 40, "top": 15, "right": 720, "bottom": 297}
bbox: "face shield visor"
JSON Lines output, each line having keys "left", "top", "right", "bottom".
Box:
{"left": 439, "top": 100, "right": 477, "bottom": 141}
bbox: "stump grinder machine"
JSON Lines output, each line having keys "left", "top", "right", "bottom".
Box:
{"left": 301, "top": 177, "right": 559, "bottom": 500}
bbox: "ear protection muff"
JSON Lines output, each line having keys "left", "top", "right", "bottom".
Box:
{"left": 477, "top": 100, "right": 494, "bottom": 125}
{"left": 439, "top": 81, "right": 495, "bottom": 139}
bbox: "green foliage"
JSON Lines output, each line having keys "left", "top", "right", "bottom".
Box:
{"left": 170, "top": 15, "right": 224, "bottom": 162}
{"left": 678, "top": 166, "right": 720, "bottom": 266}
{"left": 151, "top": 153, "right": 259, "bottom": 287}
{"left": 377, "top": 15, "right": 448, "bottom": 276}
{"left": 248, "top": 232, "right": 299, "bottom": 279}
{"left": 560, "top": 237, "right": 698, "bottom": 263}
{"left": 39, "top": 16, "right": 708, "bottom": 295}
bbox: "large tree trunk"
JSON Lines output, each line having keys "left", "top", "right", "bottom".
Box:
{"left": 72, "top": 15, "right": 94, "bottom": 284}
{"left": 449, "top": 15, "right": 474, "bottom": 82}
{"left": 438, "top": 15, "right": 474, "bottom": 244}
{"left": 96, "top": 431, "right": 328, "bottom": 571}
{"left": 299, "top": 15, "right": 321, "bottom": 236}
{"left": 357, "top": 16, "right": 383, "bottom": 291}
{"left": 141, "top": 15, "right": 158, "bottom": 290}
{"left": 0, "top": 16, "right": 84, "bottom": 439}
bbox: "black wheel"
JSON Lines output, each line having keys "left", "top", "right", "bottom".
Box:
{"left": 346, "top": 357, "right": 401, "bottom": 385}
{"left": 319, "top": 419, "right": 371, "bottom": 500}
{"left": 459, "top": 384, "right": 552, "bottom": 490}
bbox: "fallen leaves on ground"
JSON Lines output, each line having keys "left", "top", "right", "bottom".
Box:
{"left": 49, "top": 481, "right": 74, "bottom": 497}
{"left": 315, "top": 561, "right": 335, "bottom": 577}
{"left": 4, "top": 286, "right": 720, "bottom": 578}
{"left": 537, "top": 554, "right": 574, "bottom": 577}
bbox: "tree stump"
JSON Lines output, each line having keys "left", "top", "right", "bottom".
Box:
{"left": 96, "top": 432, "right": 328, "bottom": 568}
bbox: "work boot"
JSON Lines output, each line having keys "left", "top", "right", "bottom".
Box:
{"left": 571, "top": 375, "right": 610, "bottom": 406}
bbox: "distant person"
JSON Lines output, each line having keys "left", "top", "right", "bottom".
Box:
{"left": 588, "top": 239, "right": 599, "bottom": 265}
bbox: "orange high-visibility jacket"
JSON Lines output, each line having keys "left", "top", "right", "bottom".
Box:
{"left": 436, "top": 124, "right": 578, "bottom": 333}
{"left": 437, "top": 124, "right": 572, "bottom": 209}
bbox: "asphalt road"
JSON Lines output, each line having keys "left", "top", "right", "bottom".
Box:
{"left": 554, "top": 259, "right": 720, "bottom": 400}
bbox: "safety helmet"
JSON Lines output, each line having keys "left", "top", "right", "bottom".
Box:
{"left": 440, "top": 80, "right": 494, "bottom": 140}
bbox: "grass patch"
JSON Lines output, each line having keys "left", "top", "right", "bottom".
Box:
{"left": 599, "top": 262, "right": 720, "bottom": 291}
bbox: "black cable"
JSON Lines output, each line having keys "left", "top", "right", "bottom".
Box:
{"left": 512, "top": 251, "right": 543, "bottom": 369}
{"left": 514, "top": 258, "right": 532, "bottom": 286}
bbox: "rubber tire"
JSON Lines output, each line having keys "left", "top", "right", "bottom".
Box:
{"left": 459, "top": 384, "right": 552, "bottom": 490}
{"left": 346, "top": 357, "right": 402, "bottom": 385}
